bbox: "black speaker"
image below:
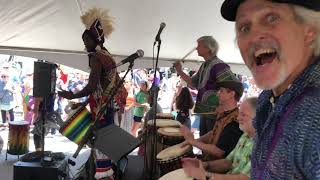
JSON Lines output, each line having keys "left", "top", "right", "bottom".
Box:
{"left": 13, "top": 159, "right": 67, "bottom": 180}
{"left": 94, "top": 125, "right": 141, "bottom": 163}
{"left": 33, "top": 61, "right": 57, "bottom": 97}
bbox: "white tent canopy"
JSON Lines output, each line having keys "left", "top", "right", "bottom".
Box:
{"left": 0, "top": 0, "right": 251, "bottom": 76}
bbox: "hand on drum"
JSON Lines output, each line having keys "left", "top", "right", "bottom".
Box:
{"left": 70, "top": 102, "right": 83, "bottom": 110}
{"left": 182, "top": 158, "right": 206, "bottom": 180}
{"left": 180, "top": 125, "right": 194, "bottom": 141}
{"left": 58, "top": 90, "right": 74, "bottom": 100}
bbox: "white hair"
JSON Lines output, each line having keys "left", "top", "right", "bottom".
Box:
{"left": 197, "top": 36, "right": 219, "bottom": 56}
{"left": 292, "top": 5, "right": 320, "bottom": 57}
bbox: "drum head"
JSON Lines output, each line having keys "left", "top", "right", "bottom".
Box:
{"left": 159, "top": 168, "right": 193, "bottom": 180}
{"left": 9, "top": 120, "right": 29, "bottom": 126}
{"left": 147, "top": 119, "right": 181, "bottom": 127}
{"left": 157, "top": 143, "right": 191, "bottom": 161}
{"left": 156, "top": 113, "right": 173, "bottom": 119}
{"left": 158, "top": 127, "right": 183, "bottom": 137}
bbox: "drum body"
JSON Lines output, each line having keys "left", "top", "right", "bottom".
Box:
{"left": 157, "top": 143, "right": 194, "bottom": 176}
{"left": 146, "top": 120, "right": 181, "bottom": 153}
{"left": 145, "top": 119, "right": 181, "bottom": 172}
{"left": 156, "top": 113, "right": 174, "bottom": 120}
{"left": 157, "top": 127, "right": 184, "bottom": 149}
{"left": 8, "top": 121, "right": 30, "bottom": 155}
{"left": 59, "top": 106, "right": 93, "bottom": 144}
{"left": 159, "top": 168, "right": 193, "bottom": 180}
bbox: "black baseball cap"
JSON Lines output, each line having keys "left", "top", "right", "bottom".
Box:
{"left": 221, "top": 0, "right": 320, "bottom": 21}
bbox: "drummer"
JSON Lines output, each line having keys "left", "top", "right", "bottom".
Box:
{"left": 180, "top": 80, "right": 243, "bottom": 161}
{"left": 182, "top": 97, "right": 257, "bottom": 180}
{"left": 174, "top": 36, "right": 237, "bottom": 136}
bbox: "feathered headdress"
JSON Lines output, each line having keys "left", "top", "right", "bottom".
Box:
{"left": 81, "top": 7, "right": 114, "bottom": 43}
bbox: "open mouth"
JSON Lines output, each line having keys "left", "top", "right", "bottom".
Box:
{"left": 254, "top": 48, "right": 277, "bottom": 66}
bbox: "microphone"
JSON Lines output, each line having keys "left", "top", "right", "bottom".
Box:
{"left": 155, "top": 22, "right": 166, "bottom": 42}
{"left": 116, "top": 49, "right": 144, "bottom": 67}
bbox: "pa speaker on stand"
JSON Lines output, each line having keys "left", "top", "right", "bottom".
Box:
{"left": 33, "top": 61, "right": 57, "bottom": 97}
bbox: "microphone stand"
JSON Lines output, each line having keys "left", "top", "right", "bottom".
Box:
{"left": 147, "top": 38, "right": 162, "bottom": 179}
{"left": 40, "top": 96, "right": 47, "bottom": 154}
{"left": 68, "top": 61, "right": 135, "bottom": 180}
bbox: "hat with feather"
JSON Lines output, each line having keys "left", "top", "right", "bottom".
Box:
{"left": 81, "top": 7, "right": 114, "bottom": 44}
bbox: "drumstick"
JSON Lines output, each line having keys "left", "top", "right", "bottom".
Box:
{"left": 172, "top": 47, "right": 196, "bottom": 68}
{"left": 181, "top": 47, "right": 196, "bottom": 63}
{"left": 191, "top": 112, "right": 216, "bottom": 115}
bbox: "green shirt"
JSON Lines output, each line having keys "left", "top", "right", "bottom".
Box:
{"left": 226, "top": 133, "right": 253, "bottom": 177}
{"left": 133, "top": 91, "right": 148, "bottom": 117}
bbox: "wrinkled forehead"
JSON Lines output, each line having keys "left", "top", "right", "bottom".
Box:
{"left": 236, "top": 0, "right": 291, "bottom": 21}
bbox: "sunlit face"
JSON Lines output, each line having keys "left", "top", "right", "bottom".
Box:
{"left": 238, "top": 100, "right": 255, "bottom": 133}
{"left": 236, "top": 0, "right": 315, "bottom": 91}
{"left": 196, "top": 41, "right": 210, "bottom": 59}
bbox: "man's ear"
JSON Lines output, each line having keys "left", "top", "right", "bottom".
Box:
{"left": 304, "top": 25, "right": 317, "bottom": 46}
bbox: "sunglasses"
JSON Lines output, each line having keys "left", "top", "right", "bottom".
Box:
{"left": 1, "top": 75, "right": 8, "bottom": 78}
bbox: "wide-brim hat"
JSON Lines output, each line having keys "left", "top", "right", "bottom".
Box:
{"left": 217, "top": 80, "right": 244, "bottom": 98}
{"left": 221, "top": 0, "right": 320, "bottom": 21}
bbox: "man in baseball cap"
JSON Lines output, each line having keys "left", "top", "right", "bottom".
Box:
{"left": 220, "top": 0, "right": 320, "bottom": 179}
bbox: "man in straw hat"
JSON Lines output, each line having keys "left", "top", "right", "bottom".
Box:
{"left": 220, "top": 0, "right": 320, "bottom": 178}
{"left": 58, "top": 8, "right": 127, "bottom": 180}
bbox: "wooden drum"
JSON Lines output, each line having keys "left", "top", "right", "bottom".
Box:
{"left": 159, "top": 168, "right": 193, "bottom": 180}
{"left": 157, "top": 143, "right": 194, "bottom": 176}
{"left": 8, "top": 121, "right": 30, "bottom": 155}
{"left": 59, "top": 106, "right": 93, "bottom": 144}
{"left": 157, "top": 127, "right": 184, "bottom": 149}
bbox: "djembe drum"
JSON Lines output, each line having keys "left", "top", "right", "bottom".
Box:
{"left": 157, "top": 127, "right": 184, "bottom": 151}
{"left": 145, "top": 119, "right": 181, "bottom": 173}
{"left": 159, "top": 168, "right": 193, "bottom": 180}
{"left": 157, "top": 143, "right": 194, "bottom": 176}
{"left": 7, "top": 121, "right": 30, "bottom": 155}
{"left": 59, "top": 106, "right": 93, "bottom": 144}
{"left": 156, "top": 113, "right": 174, "bottom": 120}
{"left": 146, "top": 119, "right": 181, "bottom": 154}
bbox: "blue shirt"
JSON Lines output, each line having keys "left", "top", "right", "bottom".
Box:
{"left": 0, "top": 80, "right": 16, "bottom": 110}
{"left": 251, "top": 58, "right": 320, "bottom": 179}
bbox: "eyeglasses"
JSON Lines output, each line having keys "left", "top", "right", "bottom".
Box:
{"left": 1, "top": 75, "right": 8, "bottom": 78}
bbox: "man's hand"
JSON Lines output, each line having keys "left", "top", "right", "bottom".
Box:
{"left": 182, "top": 158, "right": 206, "bottom": 180}
{"left": 174, "top": 61, "right": 183, "bottom": 73}
{"left": 70, "top": 102, "right": 83, "bottom": 109}
{"left": 180, "top": 125, "right": 194, "bottom": 141}
{"left": 58, "top": 90, "right": 74, "bottom": 100}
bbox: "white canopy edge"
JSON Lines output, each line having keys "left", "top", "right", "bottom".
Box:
{"left": 0, "top": 46, "right": 251, "bottom": 76}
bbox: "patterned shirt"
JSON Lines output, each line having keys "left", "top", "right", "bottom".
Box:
{"left": 226, "top": 133, "right": 253, "bottom": 177}
{"left": 191, "top": 56, "right": 235, "bottom": 113}
{"left": 203, "top": 108, "right": 243, "bottom": 161}
{"left": 251, "top": 57, "right": 320, "bottom": 179}
{"left": 88, "top": 49, "right": 127, "bottom": 124}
